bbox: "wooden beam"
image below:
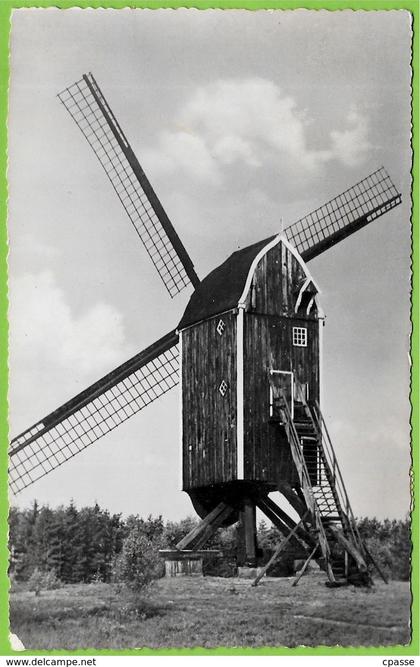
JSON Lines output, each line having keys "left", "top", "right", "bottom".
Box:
{"left": 83, "top": 73, "right": 200, "bottom": 289}
{"left": 327, "top": 525, "right": 368, "bottom": 573}
{"left": 252, "top": 513, "right": 308, "bottom": 587}
{"left": 240, "top": 501, "right": 257, "bottom": 567}
{"left": 259, "top": 496, "right": 315, "bottom": 547}
{"left": 364, "top": 543, "right": 389, "bottom": 584}
{"left": 176, "top": 502, "right": 233, "bottom": 551}
{"left": 10, "top": 329, "right": 179, "bottom": 456}
{"left": 193, "top": 504, "right": 234, "bottom": 549}
{"left": 278, "top": 483, "right": 308, "bottom": 518}
{"left": 292, "top": 544, "right": 318, "bottom": 587}
{"left": 256, "top": 498, "right": 305, "bottom": 550}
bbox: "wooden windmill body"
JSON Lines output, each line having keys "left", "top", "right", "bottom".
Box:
{"left": 9, "top": 73, "right": 402, "bottom": 585}
{"left": 180, "top": 237, "right": 318, "bottom": 507}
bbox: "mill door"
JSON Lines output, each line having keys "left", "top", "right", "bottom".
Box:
{"left": 269, "top": 370, "right": 294, "bottom": 421}
{"left": 294, "top": 380, "right": 309, "bottom": 405}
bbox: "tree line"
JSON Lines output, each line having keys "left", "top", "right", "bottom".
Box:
{"left": 8, "top": 501, "right": 411, "bottom": 586}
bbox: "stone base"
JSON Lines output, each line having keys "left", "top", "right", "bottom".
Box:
{"left": 237, "top": 566, "right": 266, "bottom": 579}
{"left": 159, "top": 549, "right": 221, "bottom": 578}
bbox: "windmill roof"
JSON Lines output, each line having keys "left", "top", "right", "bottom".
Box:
{"left": 178, "top": 235, "right": 278, "bottom": 330}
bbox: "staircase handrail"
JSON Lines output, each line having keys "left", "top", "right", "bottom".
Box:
{"left": 312, "top": 400, "right": 367, "bottom": 555}
{"left": 295, "top": 387, "right": 349, "bottom": 523}
{"left": 279, "top": 393, "right": 336, "bottom": 582}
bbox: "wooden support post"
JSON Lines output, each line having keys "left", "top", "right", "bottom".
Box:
{"left": 256, "top": 498, "right": 306, "bottom": 551}
{"left": 239, "top": 500, "right": 257, "bottom": 567}
{"left": 258, "top": 496, "right": 315, "bottom": 547}
{"left": 292, "top": 544, "right": 318, "bottom": 587}
{"left": 194, "top": 504, "right": 234, "bottom": 549}
{"left": 277, "top": 483, "right": 308, "bottom": 518}
{"left": 327, "top": 524, "right": 368, "bottom": 573}
{"left": 176, "top": 502, "right": 233, "bottom": 551}
{"left": 364, "top": 543, "right": 389, "bottom": 584}
{"left": 252, "top": 514, "right": 308, "bottom": 587}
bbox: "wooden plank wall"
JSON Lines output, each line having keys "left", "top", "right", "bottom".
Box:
{"left": 182, "top": 312, "right": 237, "bottom": 490}
{"left": 243, "top": 241, "right": 320, "bottom": 484}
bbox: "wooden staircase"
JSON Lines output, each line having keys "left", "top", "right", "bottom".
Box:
{"left": 279, "top": 394, "right": 372, "bottom": 586}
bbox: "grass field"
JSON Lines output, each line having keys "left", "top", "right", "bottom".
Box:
{"left": 9, "top": 574, "right": 411, "bottom": 650}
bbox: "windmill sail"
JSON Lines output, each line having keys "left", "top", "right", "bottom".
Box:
{"left": 285, "top": 167, "right": 402, "bottom": 261}
{"left": 57, "top": 73, "right": 200, "bottom": 297}
{"left": 9, "top": 330, "right": 179, "bottom": 494}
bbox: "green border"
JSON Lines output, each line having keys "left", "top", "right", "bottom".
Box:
{"left": 0, "top": 0, "right": 418, "bottom": 657}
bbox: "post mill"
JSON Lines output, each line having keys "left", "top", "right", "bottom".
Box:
{"left": 9, "top": 73, "right": 402, "bottom": 586}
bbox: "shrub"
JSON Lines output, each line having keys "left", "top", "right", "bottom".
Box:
{"left": 357, "top": 517, "right": 411, "bottom": 581}
{"left": 26, "top": 568, "right": 61, "bottom": 596}
{"left": 203, "top": 551, "right": 237, "bottom": 577}
{"left": 163, "top": 517, "right": 198, "bottom": 547}
{"left": 113, "top": 528, "right": 164, "bottom": 591}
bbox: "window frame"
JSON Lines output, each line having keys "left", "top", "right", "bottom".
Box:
{"left": 292, "top": 326, "right": 308, "bottom": 347}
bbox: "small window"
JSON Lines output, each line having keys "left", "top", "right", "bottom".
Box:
{"left": 216, "top": 319, "right": 226, "bottom": 336}
{"left": 219, "top": 380, "right": 228, "bottom": 397}
{"left": 293, "top": 327, "right": 307, "bottom": 347}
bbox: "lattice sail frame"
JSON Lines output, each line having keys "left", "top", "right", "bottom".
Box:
{"left": 58, "top": 73, "right": 199, "bottom": 297}
{"left": 9, "top": 331, "right": 179, "bottom": 494}
{"left": 285, "top": 167, "right": 402, "bottom": 261}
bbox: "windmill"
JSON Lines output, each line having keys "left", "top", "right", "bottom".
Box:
{"left": 9, "top": 73, "right": 402, "bottom": 586}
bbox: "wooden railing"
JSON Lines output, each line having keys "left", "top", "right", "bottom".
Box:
{"left": 279, "top": 394, "right": 336, "bottom": 582}
{"left": 311, "top": 401, "right": 368, "bottom": 559}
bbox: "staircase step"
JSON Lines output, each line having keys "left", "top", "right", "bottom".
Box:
{"left": 332, "top": 562, "right": 346, "bottom": 573}
{"left": 332, "top": 570, "right": 346, "bottom": 579}
{"left": 294, "top": 423, "right": 316, "bottom": 431}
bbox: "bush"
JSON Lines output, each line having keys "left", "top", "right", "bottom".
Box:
{"left": 113, "top": 528, "right": 164, "bottom": 591}
{"left": 163, "top": 517, "right": 198, "bottom": 548}
{"left": 357, "top": 517, "right": 411, "bottom": 581}
{"left": 26, "top": 568, "right": 61, "bottom": 596}
{"left": 203, "top": 551, "right": 237, "bottom": 577}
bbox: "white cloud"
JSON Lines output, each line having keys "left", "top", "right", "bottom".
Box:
{"left": 330, "top": 107, "right": 371, "bottom": 167}
{"left": 143, "top": 130, "right": 220, "bottom": 184}
{"left": 8, "top": 270, "right": 131, "bottom": 429}
{"left": 182, "top": 79, "right": 327, "bottom": 170}
{"left": 212, "top": 134, "right": 261, "bottom": 167}
{"left": 142, "top": 79, "right": 371, "bottom": 183}
{"left": 9, "top": 270, "right": 129, "bottom": 375}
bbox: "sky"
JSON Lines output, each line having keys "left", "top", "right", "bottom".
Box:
{"left": 7, "top": 8, "right": 412, "bottom": 521}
